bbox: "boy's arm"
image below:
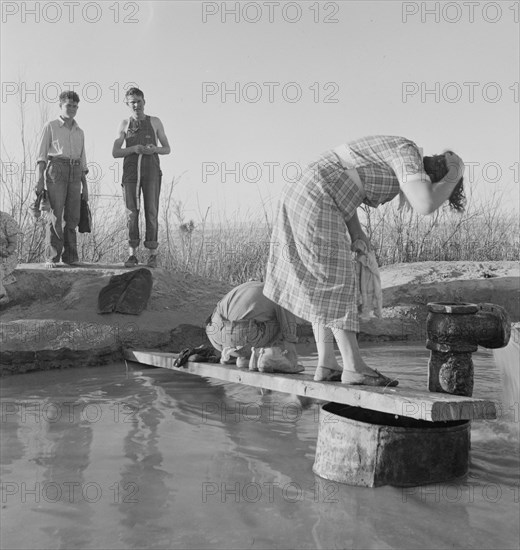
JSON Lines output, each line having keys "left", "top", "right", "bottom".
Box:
{"left": 35, "top": 123, "right": 51, "bottom": 192}
{"left": 112, "top": 119, "right": 142, "bottom": 158}
{"left": 150, "top": 117, "right": 171, "bottom": 155}
{"left": 80, "top": 136, "right": 89, "bottom": 175}
{"left": 81, "top": 173, "right": 88, "bottom": 201}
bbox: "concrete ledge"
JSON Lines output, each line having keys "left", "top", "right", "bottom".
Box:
{"left": 1, "top": 261, "right": 518, "bottom": 374}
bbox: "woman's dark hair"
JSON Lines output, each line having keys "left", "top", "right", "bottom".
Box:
{"left": 423, "top": 152, "right": 465, "bottom": 212}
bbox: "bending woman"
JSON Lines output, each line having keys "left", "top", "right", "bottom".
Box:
{"left": 263, "top": 135, "right": 465, "bottom": 386}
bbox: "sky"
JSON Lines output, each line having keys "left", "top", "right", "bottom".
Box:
{"left": 1, "top": 0, "right": 519, "bottom": 221}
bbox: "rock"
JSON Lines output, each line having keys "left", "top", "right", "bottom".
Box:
{"left": 97, "top": 268, "right": 153, "bottom": 314}
{"left": 359, "top": 261, "right": 519, "bottom": 342}
{"left": 1, "top": 264, "right": 232, "bottom": 374}
{"left": 1, "top": 261, "right": 518, "bottom": 374}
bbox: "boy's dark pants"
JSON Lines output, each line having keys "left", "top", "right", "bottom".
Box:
{"left": 45, "top": 160, "right": 82, "bottom": 263}
{"left": 122, "top": 168, "right": 162, "bottom": 250}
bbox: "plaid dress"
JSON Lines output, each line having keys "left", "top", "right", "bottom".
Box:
{"left": 263, "top": 135, "right": 423, "bottom": 332}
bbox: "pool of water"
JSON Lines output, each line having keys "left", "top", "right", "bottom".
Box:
{"left": 1, "top": 343, "right": 518, "bottom": 550}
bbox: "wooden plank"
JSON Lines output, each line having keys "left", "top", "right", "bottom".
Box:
{"left": 123, "top": 349, "right": 497, "bottom": 422}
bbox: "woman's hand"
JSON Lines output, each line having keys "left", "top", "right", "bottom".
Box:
{"left": 346, "top": 211, "right": 372, "bottom": 252}
{"left": 35, "top": 176, "right": 45, "bottom": 195}
{"left": 350, "top": 232, "right": 372, "bottom": 253}
{"left": 445, "top": 152, "right": 465, "bottom": 180}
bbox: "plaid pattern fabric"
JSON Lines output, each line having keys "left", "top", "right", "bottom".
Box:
{"left": 348, "top": 135, "right": 424, "bottom": 206}
{"left": 264, "top": 136, "right": 423, "bottom": 331}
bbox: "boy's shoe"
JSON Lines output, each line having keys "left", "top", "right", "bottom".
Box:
{"left": 62, "top": 257, "right": 80, "bottom": 266}
{"left": 124, "top": 255, "right": 139, "bottom": 267}
{"left": 147, "top": 254, "right": 158, "bottom": 268}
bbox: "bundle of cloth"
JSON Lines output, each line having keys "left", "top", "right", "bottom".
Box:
{"left": 351, "top": 239, "right": 383, "bottom": 320}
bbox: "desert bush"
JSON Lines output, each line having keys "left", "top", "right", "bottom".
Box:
{"left": 3, "top": 164, "right": 518, "bottom": 284}
{"left": 2, "top": 90, "right": 518, "bottom": 282}
{"left": 361, "top": 183, "right": 519, "bottom": 265}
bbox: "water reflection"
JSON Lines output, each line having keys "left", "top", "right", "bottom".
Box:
{"left": 1, "top": 389, "right": 96, "bottom": 548}
{"left": 116, "top": 377, "right": 171, "bottom": 549}
{"left": 0, "top": 344, "right": 518, "bottom": 550}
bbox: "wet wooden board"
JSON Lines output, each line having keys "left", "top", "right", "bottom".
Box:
{"left": 124, "top": 349, "right": 497, "bottom": 422}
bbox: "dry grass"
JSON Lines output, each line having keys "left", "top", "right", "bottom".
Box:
{"left": 361, "top": 187, "right": 519, "bottom": 265}
{"left": 2, "top": 94, "right": 518, "bottom": 282}
{"left": 3, "top": 176, "right": 517, "bottom": 285}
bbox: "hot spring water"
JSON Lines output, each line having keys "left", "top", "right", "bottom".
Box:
{"left": 494, "top": 325, "right": 520, "bottom": 424}
{"left": 1, "top": 341, "right": 518, "bottom": 550}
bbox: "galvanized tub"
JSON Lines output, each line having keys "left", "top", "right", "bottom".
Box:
{"left": 313, "top": 403, "right": 470, "bottom": 487}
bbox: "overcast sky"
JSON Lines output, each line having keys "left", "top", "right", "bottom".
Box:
{"left": 1, "top": 0, "right": 519, "bottom": 219}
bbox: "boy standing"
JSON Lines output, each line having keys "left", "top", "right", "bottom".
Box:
{"left": 112, "top": 88, "right": 171, "bottom": 268}
{"left": 36, "top": 91, "right": 89, "bottom": 267}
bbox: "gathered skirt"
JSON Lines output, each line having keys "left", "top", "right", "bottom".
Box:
{"left": 264, "top": 153, "right": 366, "bottom": 332}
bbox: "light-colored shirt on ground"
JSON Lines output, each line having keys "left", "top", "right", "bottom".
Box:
{"left": 36, "top": 117, "right": 88, "bottom": 171}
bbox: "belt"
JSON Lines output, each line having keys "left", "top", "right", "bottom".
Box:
{"left": 48, "top": 156, "right": 81, "bottom": 166}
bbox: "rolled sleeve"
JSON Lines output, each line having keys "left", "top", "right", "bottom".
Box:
{"left": 36, "top": 123, "right": 52, "bottom": 164}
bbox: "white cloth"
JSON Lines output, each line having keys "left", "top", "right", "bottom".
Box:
{"left": 352, "top": 239, "right": 383, "bottom": 320}
{"left": 36, "top": 117, "right": 88, "bottom": 171}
